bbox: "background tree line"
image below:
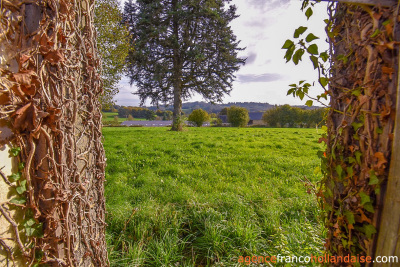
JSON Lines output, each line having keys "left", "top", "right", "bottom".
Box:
{"left": 118, "top": 107, "right": 173, "bottom": 121}
{"left": 262, "top": 104, "right": 326, "bottom": 128}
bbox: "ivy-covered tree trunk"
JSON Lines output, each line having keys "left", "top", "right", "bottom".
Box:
{"left": 323, "top": 2, "right": 398, "bottom": 260}
{"left": 0, "top": 1, "right": 108, "bottom": 265}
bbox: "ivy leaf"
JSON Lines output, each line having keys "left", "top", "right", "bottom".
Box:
{"left": 320, "top": 52, "right": 329, "bottom": 62}
{"left": 370, "top": 29, "right": 380, "bottom": 38}
{"left": 305, "top": 7, "right": 313, "bottom": 20}
{"left": 305, "top": 33, "right": 319, "bottom": 42}
{"left": 305, "top": 100, "right": 313, "bottom": 107}
{"left": 284, "top": 46, "right": 295, "bottom": 62}
{"left": 363, "top": 224, "right": 377, "bottom": 239}
{"left": 23, "top": 218, "right": 36, "bottom": 228}
{"left": 336, "top": 165, "right": 343, "bottom": 179}
{"left": 16, "top": 180, "right": 27, "bottom": 194}
{"left": 8, "top": 172, "right": 21, "bottom": 182}
{"left": 351, "top": 122, "right": 363, "bottom": 131}
{"left": 293, "top": 49, "right": 305, "bottom": 65}
{"left": 10, "top": 196, "right": 26, "bottom": 204}
{"left": 344, "top": 210, "right": 355, "bottom": 224}
{"left": 307, "top": 44, "right": 319, "bottom": 55}
{"left": 310, "top": 56, "right": 318, "bottom": 69}
{"left": 294, "top": 26, "right": 308, "bottom": 38}
{"left": 369, "top": 172, "right": 379, "bottom": 185}
{"left": 282, "top": 39, "right": 294, "bottom": 49}
{"left": 319, "top": 77, "right": 329, "bottom": 87}
{"left": 355, "top": 151, "right": 362, "bottom": 164}
{"left": 10, "top": 147, "right": 21, "bottom": 157}
{"left": 360, "top": 192, "right": 371, "bottom": 206}
{"left": 364, "top": 203, "right": 375, "bottom": 213}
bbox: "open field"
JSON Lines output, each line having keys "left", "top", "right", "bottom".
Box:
{"left": 102, "top": 112, "right": 146, "bottom": 122}
{"left": 103, "top": 127, "right": 325, "bottom": 266}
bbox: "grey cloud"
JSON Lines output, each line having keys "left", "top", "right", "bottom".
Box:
{"left": 246, "top": 0, "right": 290, "bottom": 11}
{"left": 237, "top": 73, "right": 282, "bottom": 83}
{"left": 245, "top": 52, "right": 257, "bottom": 64}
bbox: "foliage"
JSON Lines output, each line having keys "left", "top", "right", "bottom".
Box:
{"left": 103, "top": 127, "right": 324, "bottom": 266}
{"left": 286, "top": 0, "right": 398, "bottom": 258}
{"left": 188, "top": 109, "right": 210, "bottom": 127}
{"left": 262, "top": 105, "right": 326, "bottom": 128}
{"left": 95, "top": 0, "right": 131, "bottom": 108}
{"left": 145, "top": 110, "right": 157, "bottom": 121}
{"left": 123, "top": 0, "right": 245, "bottom": 130}
{"left": 227, "top": 106, "right": 249, "bottom": 127}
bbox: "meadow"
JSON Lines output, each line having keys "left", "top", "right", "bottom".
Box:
{"left": 103, "top": 127, "right": 325, "bottom": 266}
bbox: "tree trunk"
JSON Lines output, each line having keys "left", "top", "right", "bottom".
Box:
{"left": 171, "top": 0, "right": 183, "bottom": 131}
{"left": 0, "top": 1, "right": 108, "bottom": 265}
{"left": 324, "top": 2, "right": 398, "bottom": 260}
{"left": 172, "top": 84, "right": 183, "bottom": 131}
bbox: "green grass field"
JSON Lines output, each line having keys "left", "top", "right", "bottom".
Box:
{"left": 103, "top": 127, "right": 325, "bottom": 266}
{"left": 102, "top": 112, "right": 146, "bottom": 122}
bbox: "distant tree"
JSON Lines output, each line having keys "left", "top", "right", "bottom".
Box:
{"left": 127, "top": 114, "right": 134, "bottom": 121}
{"left": 262, "top": 108, "right": 279, "bottom": 127}
{"left": 188, "top": 109, "right": 210, "bottom": 127}
{"left": 145, "top": 110, "right": 157, "bottom": 121}
{"left": 123, "top": 0, "right": 245, "bottom": 131}
{"left": 219, "top": 107, "right": 229, "bottom": 116}
{"left": 95, "top": 0, "right": 130, "bottom": 108}
{"left": 227, "top": 106, "right": 249, "bottom": 127}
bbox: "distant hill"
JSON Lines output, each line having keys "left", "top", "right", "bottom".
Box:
{"left": 110, "top": 101, "right": 317, "bottom": 114}
{"left": 147, "top": 101, "right": 275, "bottom": 113}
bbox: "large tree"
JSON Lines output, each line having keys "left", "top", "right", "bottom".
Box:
{"left": 95, "top": 0, "right": 130, "bottom": 109}
{"left": 123, "top": 0, "right": 245, "bottom": 131}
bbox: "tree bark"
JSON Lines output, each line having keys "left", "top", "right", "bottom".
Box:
{"left": 171, "top": 0, "right": 183, "bottom": 131}
{"left": 0, "top": 0, "right": 108, "bottom": 265}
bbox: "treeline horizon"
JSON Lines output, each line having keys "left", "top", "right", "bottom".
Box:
{"left": 103, "top": 101, "right": 321, "bottom": 114}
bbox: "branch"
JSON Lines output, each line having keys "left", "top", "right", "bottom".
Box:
{"left": 318, "top": 0, "right": 397, "bottom": 7}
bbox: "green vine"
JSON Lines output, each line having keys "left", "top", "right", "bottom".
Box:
{"left": 284, "top": 0, "right": 398, "bottom": 260}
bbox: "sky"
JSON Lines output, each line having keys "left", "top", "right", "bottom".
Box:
{"left": 115, "top": 0, "right": 329, "bottom": 107}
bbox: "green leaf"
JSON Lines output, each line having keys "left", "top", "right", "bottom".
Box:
{"left": 284, "top": 46, "right": 295, "bottom": 62}
{"left": 319, "top": 77, "right": 329, "bottom": 87}
{"left": 307, "top": 44, "right": 319, "bottom": 55}
{"left": 336, "top": 165, "right": 343, "bottom": 179}
{"left": 363, "top": 224, "right": 377, "bottom": 239}
{"left": 294, "top": 26, "right": 308, "bottom": 38}
{"left": 18, "top": 162, "right": 25, "bottom": 170}
{"left": 370, "top": 29, "right": 380, "bottom": 38}
{"left": 310, "top": 56, "right": 318, "bottom": 69}
{"left": 355, "top": 151, "right": 362, "bottom": 164}
{"left": 296, "top": 90, "right": 305, "bottom": 100}
{"left": 10, "top": 196, "right": 26, "bottom": 204}
{"left": 383, "top": 20, "right": 391, "bottom": 26}
{"left": 305, "top": 7, "right": 313, "bottom": 20}
{"left": 293, "top": 49, "right": 304, "bottom": 65}
{"left": 320, "top": 52, "right": 329, "bottom": 62}
{"left": 282, "top": 39, "right": 294, "bottom": 49}
{"left": 24, "top": 218, "right": 36, "bottom": 228}
{"left": 10, "top": 147, "right": 21, "bottom": 157}
{"left": 305, "top": 100, "right": 313, "bottom": 107}
{"left": 8, "top": 172, "right": 21, "bottom": 182}
{"left": 344, "top": 210, "right": 355, "bottom": 224}
{"left": 369, "top": 173, "right": 379, "bottom": 185}
{"left": 351, "top": 122, "right": 363, "bottom": 131}
{"left": 352, "top": 89, "right": 361, "bottom": 96}
{"left": 305, "top": 33, "right": 319, "bottom": 42}
{"left": 346, "top": 166, "right": 353, "bottom": 177}
{"left": 360, "top": 192, "right": 371, "bottom": 205}
{"left": 364, "top": 203, "right": 375, "bottom": 213}
{"left": 16, "top": 180, "right": 27, "bottom": 194}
